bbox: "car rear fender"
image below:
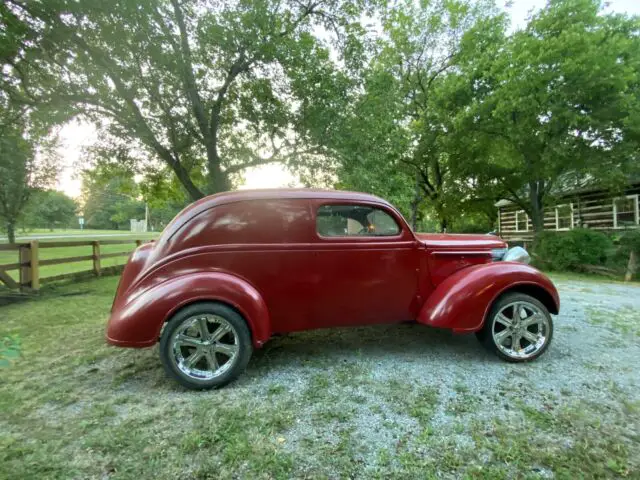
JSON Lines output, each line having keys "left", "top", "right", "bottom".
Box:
{"left": 106, "top": 272, "right": 271, "bottom": 348}
{"left": 417, "top": 262, "right": 559, "bottom": 333}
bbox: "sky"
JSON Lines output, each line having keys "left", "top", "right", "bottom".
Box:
{"left": 55, "top": 0, "right": 640, "bottom": 198}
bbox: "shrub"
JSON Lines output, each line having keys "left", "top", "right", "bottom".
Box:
{"left": 617, "top": 229, "right": 640, "bottom": 256}
{"left": 533, "top": 229, "right": 614, "bottom": 272}
{"left": 612, "top": 230, "right": 640, "bottom": 280}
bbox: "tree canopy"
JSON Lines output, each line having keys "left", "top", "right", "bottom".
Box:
{"left": 20, "top": 190, "right": 78, "bottom": 231}
{"left": 2, "top": 0, "right": 639, "bottom": 235}
{"left": 2, "top": 0, "right": 370, "bottom": 200}
{"left": 450, "top": 0, "right": 640, "bottom": 232}
{"left": 0, "top": 105, "right": 60, "bottom": 242}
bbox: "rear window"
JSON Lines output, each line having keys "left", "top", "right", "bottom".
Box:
{"left": 316, "top": 204, "right": 400, "bottom": 237}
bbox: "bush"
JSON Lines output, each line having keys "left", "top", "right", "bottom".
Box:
{"left": 533, "top": 229, "right": 614, "bottom": 272}
{"left": 617, "top": 229, "right": 640, "bottom": 256}
{"left": 612, "top": 230, "right": 640, "bottom": 280}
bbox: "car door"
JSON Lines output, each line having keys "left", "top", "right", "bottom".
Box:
{"left": 308, "top": 200, "right": 420, "bottom": 328}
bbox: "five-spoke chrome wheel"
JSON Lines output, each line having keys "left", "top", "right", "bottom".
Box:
{"left": 477, "top": 293, "right": 554, "bottom": 362}
{"left": 159, "top": 302, "right": 252, "bottom": 390}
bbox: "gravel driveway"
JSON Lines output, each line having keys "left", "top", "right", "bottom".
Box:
{"left": 234, "top": 278, "right": 640, "bottom": 477}
{"left": 3, "top": 276, "right": 640, "bottom": 479}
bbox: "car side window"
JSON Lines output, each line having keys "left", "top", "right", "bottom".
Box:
{"left": 316, "top": 204, "right": 401, "bottom": 237}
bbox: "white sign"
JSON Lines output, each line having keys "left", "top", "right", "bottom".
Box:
{"left": 78, "top": 217, "right": 85, "bottom": 225}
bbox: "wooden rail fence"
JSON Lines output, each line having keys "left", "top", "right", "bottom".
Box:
{"left": 0, "top": 239, "right": 148, "bottom": 292}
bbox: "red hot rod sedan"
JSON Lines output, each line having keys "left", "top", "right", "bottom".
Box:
{"left": 106, "top": 189, "right": 559, "bottom": 389}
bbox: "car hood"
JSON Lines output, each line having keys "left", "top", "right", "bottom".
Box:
{"left": 415, "top": 233, "right": 506, "bottom": 250}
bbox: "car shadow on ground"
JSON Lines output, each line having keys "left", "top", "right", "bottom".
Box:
{"left": 104, "top": 323, "right": 498, "bottom": 393}
{"left": 248, "top": 322, "right": 496, "bottom": 372}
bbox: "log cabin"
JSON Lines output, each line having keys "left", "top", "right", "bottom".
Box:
{"left": 496, "top": 181, "right": 640, "bottom": 242}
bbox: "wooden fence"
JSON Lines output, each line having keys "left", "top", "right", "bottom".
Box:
{"left": 0, "top": 239, "right": 148, "bottom": 292}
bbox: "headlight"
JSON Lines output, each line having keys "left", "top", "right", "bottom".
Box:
{"left": 503, "top": 246, "right": 531, "bottom": 264}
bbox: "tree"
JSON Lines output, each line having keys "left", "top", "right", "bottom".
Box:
{"left": 0, "top": 107, "right": 59, "bottom": 243}
{"left": 2, "top": 0, "right": 370, "bottom": 200}
{"left": 317, "top": 0, "right": 505, "bottom": 231}
{"left": 81, "top": 169, "right": 145, "bottom": 230}
{"left": 453, "top": 0, "right": 640, "bottom": 234}
{"left": 21, "top": 190, "right": 78, "bottom": 230}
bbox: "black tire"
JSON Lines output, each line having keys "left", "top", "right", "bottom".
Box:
{"left": 476, "top": 292, "right": 553, "bottom": 363}
{"left": 159, "top": 302, "right": 253, "bottom": 390}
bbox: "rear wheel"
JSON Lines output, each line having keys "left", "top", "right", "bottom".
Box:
{"left": 476, "top": 293, "right": 553, "bottom": 362}
{"left": 159, "top": 302, "right": 252, "bottom": 390}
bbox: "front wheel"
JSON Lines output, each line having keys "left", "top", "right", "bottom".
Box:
{"left": 476, "top": 293, "right": 553, "bottom": 362}
{"left": 159, "top": 302, "right": 253, "bottom": 390}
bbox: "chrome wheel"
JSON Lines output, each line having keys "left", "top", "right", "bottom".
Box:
{"left": 169, "top": 314, "right": 240, "bottom": 381}
{"left": 491, "top": 301, "right": 550, "bottom": 360}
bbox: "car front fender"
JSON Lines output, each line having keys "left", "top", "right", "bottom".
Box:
{"left": 106, "top": 272, "right": 271, "bottom": 348}
{"left": 417, "top": 262, "right": 560, "bottom": 333}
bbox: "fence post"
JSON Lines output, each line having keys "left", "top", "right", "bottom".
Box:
{"left": 135, "top": 239, "right": 142, "bottom": 247}
{"left": 93, "top": 241, "right": 101, "bottom": 276}
{"left": 19, "top": 244, "right": 32, "bottom": 292}
{"left": 30, "top": 240, "right": 40, "bottom": 291}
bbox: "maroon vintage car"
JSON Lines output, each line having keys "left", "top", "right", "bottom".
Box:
{"left": 106, "top": 189, "right": 559, "bottom": 389}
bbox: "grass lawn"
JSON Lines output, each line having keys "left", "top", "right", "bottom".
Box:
{"left": 547, "top": 270, "right": 640, "bottom": 285}
{"left": 0, "top": 232, "right": 159, "bottom": 282}
{"left": 1, "top": 275, "right": 639, "bottom": 479}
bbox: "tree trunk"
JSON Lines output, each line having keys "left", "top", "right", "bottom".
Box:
{"left": 410, "top": 173, "right": 422, "bottom": 231}
{"left": 207, "top": 154, "right": 231, "bottom": 195}
{"left": 6, "top": 220, "right": 16, "bottom": 244}
{"left": 625, "top": 251, "right": 637, "bottom": 282}
{"left": 440, "top": 217, "right": 448, "bottom": 233}
{"left": 528, "top": 180, "right": 545, "bottom": 234}
{"left": 410, "top": 202, "right": 419, "bottom": 232}
{"left": 169, "top": 161, "right": 205, "bottom": 201}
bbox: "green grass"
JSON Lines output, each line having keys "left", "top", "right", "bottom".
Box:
{"left": 0, "top": 277, "right": 298, "bottom": 479}
{"left": 547, "top": 270, "right": 640, "bottom": 286}
{"left": 586, "top": 305, "right": 640, "bottom": 337}
{"left": 1, "top": 276, "right": 639, "bottom": 478}
{"left": 0, "top": 232, "right": 158, "bottom": 282}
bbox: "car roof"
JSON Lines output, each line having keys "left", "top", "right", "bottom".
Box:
{"left": 158, "top": 189, "right": 398, "bottom": 245}
{"left": 195, "top": 188, "right": 392, "bottom": 208}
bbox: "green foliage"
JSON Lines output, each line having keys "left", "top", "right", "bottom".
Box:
{"left": 608, "top": 230, "right": 640, "bottom": 280}
{"left": 20, "top": 190, "right": 78, "bottom": 230}
{"left": 81, "top": 171, "right": 145, "bottom": 230}
{"left": 452, "top": 0, "right": 640, "bottom": 232}
{"left": 0, "top": 107, "right": 60, "bottom": 243}
{"left": 2, "top": 0, "right": 640, "bottom": 237}
{"left": 325, "top": 0, "right": 505, "bottom": 231}
{"left": 618, "top": 230, "right": 640, "bottom": 255}
{"left": 533, "top": 229, "right": 614, "bottom": 271}
{"left": 448, "top": 211, "right": 495, "bottom": 234}
{"left": 2, "top": 0, "right": 370, "bottom": 199}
